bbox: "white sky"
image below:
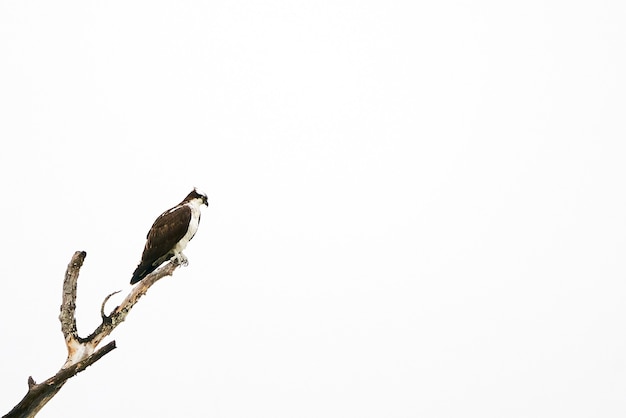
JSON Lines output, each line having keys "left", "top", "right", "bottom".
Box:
{"left": 1, "top": 1, "right": 626, "bottom": 417}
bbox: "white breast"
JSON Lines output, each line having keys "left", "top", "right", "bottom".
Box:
{"left": 172, "top": 200, "right": 202, "bottom": 254}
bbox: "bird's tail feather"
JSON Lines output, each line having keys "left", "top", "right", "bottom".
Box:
{"left": 130, "top": 264, "right": 157, "bottom": 284}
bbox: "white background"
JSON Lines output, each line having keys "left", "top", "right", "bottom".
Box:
{"left": 1, "top": 1, "right": 626, "bottom": 417}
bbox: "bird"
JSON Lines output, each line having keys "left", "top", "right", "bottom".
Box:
{"left": 130, "top": 188, "right": 209, "bottom": 284}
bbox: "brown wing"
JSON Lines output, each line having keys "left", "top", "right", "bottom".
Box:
{"left": 140, "top": 205, "right": 191, "bottom": 266}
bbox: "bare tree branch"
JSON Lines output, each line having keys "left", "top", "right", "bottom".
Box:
{"left": 59, "top": 251, "right": 87, "bottom": 367}
{"left": 100, "top": 290, "right": 121, "bottom": 320}
{"left": 3, "top": 251, "right": 183, "bottom": 418}
{"left": 83, "top": 257, "right": 180, "bottom": 349}
{"left": 4, "top": 341, "right": 117, "bottom": 418}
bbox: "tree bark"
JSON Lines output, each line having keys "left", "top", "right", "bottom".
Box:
{"left": 3, "top": 251, "right": 182, "bottom": 418}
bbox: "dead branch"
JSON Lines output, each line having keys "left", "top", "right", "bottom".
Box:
{"left": 3, "top": 251, "right": 182, "bottom": 418}
{"left": 4, "top": 341, "right": 117, "bottom": 418}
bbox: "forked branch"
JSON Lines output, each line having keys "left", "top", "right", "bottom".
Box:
{"left": 3, "top": 251, "right": 182, "bottom": 418}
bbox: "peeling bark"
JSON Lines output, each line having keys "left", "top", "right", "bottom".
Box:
{"left": 3, "top": 251, "right": 182, "bottom": 418}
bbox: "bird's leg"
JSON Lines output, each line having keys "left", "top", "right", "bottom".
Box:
{"left": 174, "top": 252, "right": 189, "bottom": 266}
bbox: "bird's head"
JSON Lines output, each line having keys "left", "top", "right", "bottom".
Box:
{"left": 184, "top": 187, "right": 209, "bottom": 207}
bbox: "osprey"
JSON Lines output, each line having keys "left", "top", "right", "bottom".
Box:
{"left": 130, "top": 188, "right": 209, "bottom": 284}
